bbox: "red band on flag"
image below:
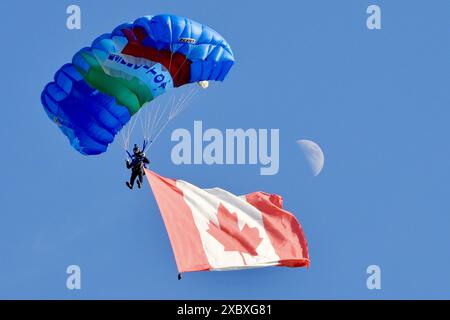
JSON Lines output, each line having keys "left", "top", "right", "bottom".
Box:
{"left": 245, "top": 192, "right": 310, "bottom": 268}
{"left": 145, "top": 169, "right": 211, "bottom": 273}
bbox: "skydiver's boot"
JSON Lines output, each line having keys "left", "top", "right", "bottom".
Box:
{"left": 126, "top": 182, "right": 133, "bottom": 190}
{"left": 137, "top": 180, "right": 142, "bottom": 189}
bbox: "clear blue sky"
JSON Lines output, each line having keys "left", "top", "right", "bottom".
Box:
{"left": 1, "top": 0, "right": 450, "bottom": 299}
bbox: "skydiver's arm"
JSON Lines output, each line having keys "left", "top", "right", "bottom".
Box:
{"left": 126, "top": 160, "right": 132, "bottom": 169}
{"left": 143, "top": 157, "right": 150, "bottom": 164}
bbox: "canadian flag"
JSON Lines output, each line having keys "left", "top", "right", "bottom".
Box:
{"left": 145, "top": 169, "right": 310, "bottom": 273}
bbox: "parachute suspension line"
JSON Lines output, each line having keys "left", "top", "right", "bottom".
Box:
{"left": 139, "top": 106, "right": 146, "bottom": 139}
{"left": 142, "top": 98, "right": 173, "bottom": 152}
{"left": 117, "top": 87, "right": 198, "bottom": 156}
{"left": 139, "top": 106, "right": 150, "bottom": 151}
{"left": 152, "top": 101, "right": 168, "bottom": 136}
{"left": 141, "top": 85, "right": 199, "bottom": 153}
{"left": 171, "top": 57, "right": 189, "bottom": 84}
{"left": 146, "top": 104, "right": 157, "bottom": 143}
{"left": 169, "top": 85, "right": 198, "bottom": 120}
{"left": 144, "top": 105, "right": 153, "bottom": 142}
{"left": 119, "top": 117, "right": 134, "bottom": 153}
{"left": 146, "top": 101, "right": 165, "bottom": 144}
{"left": 141, "top": 103, "right": 157, "bottom": 147}
{"left": 145, "top": 86, "right": 199, "bottom": 152}
{"left": 148, "top": 97, "right": 178, "bottom": 147}
{"left": 119, "top": 111, "right": 132, "bottom": 151}
{"left": 137, "top": 102, "right": 165, "bottom": 151}
{"left": 124, "top": 112, "right": 136, "bottom": 149}
{"left": 119, "top": 108, "right": 141, "bottom": 158}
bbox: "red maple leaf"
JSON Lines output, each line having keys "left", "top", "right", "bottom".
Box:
{"left": 207, "top": 203, "right": 263, "bottom": 265}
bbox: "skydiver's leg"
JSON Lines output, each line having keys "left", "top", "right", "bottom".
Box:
{"left": 129, "top": 171, "right": 138, "bottom": 188}
{"left": 136, "top": 171, "right": 143, "bottom": 189}
{"left": 126, "top": 171, "right": 136, "bottom": 189}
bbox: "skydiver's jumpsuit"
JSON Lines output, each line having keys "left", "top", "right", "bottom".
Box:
{"left": 126, "top": 154, "right": 150, "bottom": 188}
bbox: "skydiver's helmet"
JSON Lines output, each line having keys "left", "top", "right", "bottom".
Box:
{"left": 133, "top": 144, "right": 141, "bottom": 155}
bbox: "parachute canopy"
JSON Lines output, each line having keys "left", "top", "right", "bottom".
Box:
{"left": 41, "top": 14, "right": 235, "bottom": 155}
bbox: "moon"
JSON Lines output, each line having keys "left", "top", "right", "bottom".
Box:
{"left": 296, "top": 139, "right": 325, "bottom": 176}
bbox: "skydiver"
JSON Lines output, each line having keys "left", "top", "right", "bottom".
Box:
{"left": 126, "top": 144, "right": 150, "bottom": 190}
